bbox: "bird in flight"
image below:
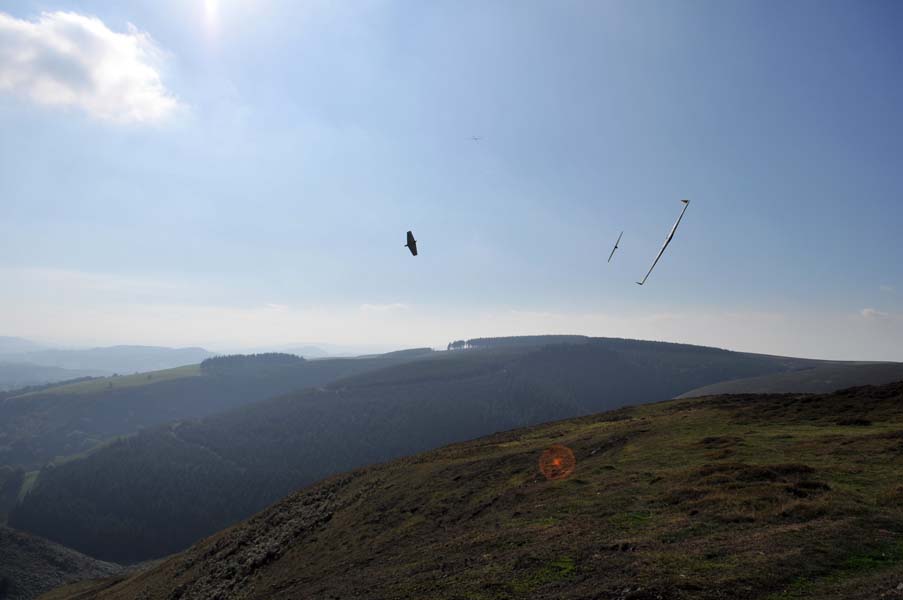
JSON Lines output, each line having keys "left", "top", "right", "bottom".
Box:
{"left": 468, "top": 136, "right": 482, "bottom": 142}
{"left": 405, "top": 230, "right": 418, "bottom": 256}
{"left": 636, "top": 199, "right": 690, "bottom": 286}
{"left": 608, "top": 231, "right": 623, "bottom": 263}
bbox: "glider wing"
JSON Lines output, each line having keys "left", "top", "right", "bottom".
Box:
{"left": 636, "top": 200, "right": 690, "bottom": 285}
{"left": 608, "top": 231, "right": 623, "bottom": 263}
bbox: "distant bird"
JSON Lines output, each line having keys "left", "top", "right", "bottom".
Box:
{"left": 405, "top": 230, "right": 418, "bottom": 256}
{"left": 468, "top": 136, "right": 482, "bottom": 142}
{"left": 636, "top": 199, "right": 690, "bottom": 286}
{"left": 608, "top": 231, "right": 623, "bottom": 263}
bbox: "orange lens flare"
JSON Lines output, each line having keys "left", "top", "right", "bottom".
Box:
{"left": 539, "top": 444, "right": 576, "bottom": 481}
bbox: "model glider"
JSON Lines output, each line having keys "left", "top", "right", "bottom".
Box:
{"left": 608, "top": 231, "right": 623, "bottom": 263}
{"left": 636, "top": 199, "right": 690, "bottom": 286}
{"left": 405, "top": 231, "right": 418, "bottom": 256}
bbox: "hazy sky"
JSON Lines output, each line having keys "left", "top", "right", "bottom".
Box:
{"left": 1, "top": 0, "right": 901, "bottom": 359}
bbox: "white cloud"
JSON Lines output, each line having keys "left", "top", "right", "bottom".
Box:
{"left": 860, "top": 308, "right": 889, "bottom": 320}
{"left": 0, "top": 11, "right": 181, "bottom": 123}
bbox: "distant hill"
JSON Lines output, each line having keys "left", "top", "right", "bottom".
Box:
{"left": 0, "top": 345, "right": 215, "bottom": 375}
{"left": 41, "top": 381, "right": 903, "bottom": 600}
{"left": 0, "top": 350, "right": 434, "bottom": 470}
{"left": 12, "top": 337, "right": 838, "bottom": 563}
{"left": 0, "top": 362, "right": 103, "bottom": 392}
{"left": 0, "top": 337, "right": 47, "bottom": 355}
{"left": 0, "top": 526, "right": 122, "bottom": 600}
{"left": 678, "top": 361, "right": 903, "bottom": 398}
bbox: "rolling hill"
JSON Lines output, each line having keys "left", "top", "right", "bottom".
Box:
{"left": 11, "top": 337, "right": 844, "bottom": 563}
{"left": 0, "top": 345, "right": 215, "bottom": 375}
{"left": 678, "top": 361, "right": 903, "bottom": 398}
{"left": 0, "top": 526, "right": 122, "bottom": 600}
{"left": 41, "top": 381, "right": 903, "bottom": 600}
{"left": 0, "top": 350, "right": 434, "bottom": 470}
{"left": 0, "top": 362, "right": 103, "bottom": 392}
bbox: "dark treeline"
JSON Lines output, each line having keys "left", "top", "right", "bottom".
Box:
{"left": 10, "top": 338, "right": 816, "bottom": 563}
{"left": 447, "top": 335, "right": 589, "bottom": 351}
{"left": 200, "top": 353, "right": 306, "bottom": 375}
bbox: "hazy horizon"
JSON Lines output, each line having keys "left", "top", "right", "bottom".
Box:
{"left": 2, "top": 1, "right": 901, "bottom": 362}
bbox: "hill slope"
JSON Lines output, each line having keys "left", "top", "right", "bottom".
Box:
{"left": 0, "top": 362, "right": 103, "bottom": 392}
{"left": 44, "top": 381, "right": 903, "bottom": 600}
{"left": 0, "top": 350, "right": 434, "bottom": 469}
{"left": 678, "top": 361, "right": 903, "bottom": 398}
{"left": 0, "top": 526, "right": 122, "bottom": 600}
{"left": 13, "top": 338, "right": 838, "bottom": 563}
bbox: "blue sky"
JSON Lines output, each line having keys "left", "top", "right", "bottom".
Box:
{"left": 0, "top": 0, "right": 901, "bottom": 359}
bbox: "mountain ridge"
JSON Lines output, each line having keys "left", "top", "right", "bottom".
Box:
{"left": 11, "top": 337, "right": 848, "bottom": 563}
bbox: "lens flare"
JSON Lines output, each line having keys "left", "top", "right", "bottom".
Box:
{"left": 539, "top": 444, "right": 576, "bottom": 481}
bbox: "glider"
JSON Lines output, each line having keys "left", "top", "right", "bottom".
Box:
{"left": 636, "top": 199, "right": 690, "bottom": 286}
{"left": 608, "top": 231, "right": 623, "bottom": 263}
{"left": 469, "top": 136, "right": 482, "bottom": 142}
{"left": 405, "top": 230, "right": 418, "bottom": 256}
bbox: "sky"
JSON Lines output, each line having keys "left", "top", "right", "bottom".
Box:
{"left": 0, "top": 0, "right": 901, "bottom": 359}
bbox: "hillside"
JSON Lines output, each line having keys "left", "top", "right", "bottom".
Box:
{"left": 41, "top": 381, "right": 903, "bottom": 600}
{"left": 0, "top": 350, "right": 434, "bottom": 469}
{"left": 0, "top": 363, "right": 103, "bottom": 392}
{"left": 12, "top": 337, "right": 837, "bottom": 563}
{"left": 0, "top": 345, "right": 215, "bottom": 375}
{"left": 0, "top": 338, "right": 47, "bottom": 355}
{"left": 678, "top": 362, "right": 903, "bottom": 398}
{"left": 0, "top": 526, "right": 122, "bottom": 600}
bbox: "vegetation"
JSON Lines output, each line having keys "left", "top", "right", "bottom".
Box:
{"left": 678, "top": 361, "right": 903, "bottom": 398}
{"left": 0, "top": 363, "right": 101, "bottom": 392}
{"left": 40, "top": 381, "right": 903, "bottom": 600}
{"left": 0, "top": 350, "right": 433, "bottom": 470}
{"left": 14, "top": 338, "right": 825, "bottom": 563}
{"left": 0, "top": 526, "right": 122, "bottom": 600}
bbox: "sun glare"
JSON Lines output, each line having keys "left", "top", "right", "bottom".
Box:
{"left": 203, "top": 0, "right": 219, "bottom": 32}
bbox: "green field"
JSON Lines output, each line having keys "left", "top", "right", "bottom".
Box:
{"left": 13, "top": 364, "right": 202, "bottom": 398}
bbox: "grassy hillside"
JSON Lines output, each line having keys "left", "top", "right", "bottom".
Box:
{"left": 0, "top": 350, "right": 433, "bottom": 470}
{"left": 0, "top": 526, "right": 122, "bottom": 600}
{"left": 43, "top": 381, "right": 903, "bottom": 600}
{"left": 678, "top": 362, "right": 903, "bottom": 398}
{"left": 12, "top": 338, "right": 834, "bottom": 563}
{"left": 0, "top": 362, "right": 104, "bottom": 392}
{"left": 13, "top": 364, "right": 201, "bottom": 397}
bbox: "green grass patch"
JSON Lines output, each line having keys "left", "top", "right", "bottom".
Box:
{"left": 765, "top": 541, "right": 903, "bottom": 599}
{"left": 15, "top": 364, "right": 202, "bottom": 397}
{"left": 17, "top": 470, "right": 39, "bottom": 502}
{"left": 509, "top": 556, "right": 576, "bottom": 593}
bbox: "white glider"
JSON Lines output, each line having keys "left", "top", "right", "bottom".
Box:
{"left": 636, "top": 199, "right": 690, "bottom": 286}
{"left": 608, "top": 231, "right": 623, "bottom": 263}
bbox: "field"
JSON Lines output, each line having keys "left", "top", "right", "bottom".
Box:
{"left": 11, "top": 365, "right": 202, "bottom": 398}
